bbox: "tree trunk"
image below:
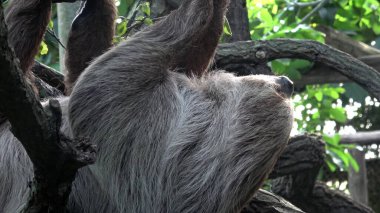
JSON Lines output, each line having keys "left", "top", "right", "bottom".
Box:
{"left": 348, "top": 149, "right": 369, "bottom": 205}
{"left": 57, "top": 2, "right": 81, "bottom": 73}
{"left": 225, "top": 0, "right": 250, "bottom": 42}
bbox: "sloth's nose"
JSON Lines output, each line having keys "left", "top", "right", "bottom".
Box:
{"left": 276, "top": 76, "right": 294, "bottom": 98}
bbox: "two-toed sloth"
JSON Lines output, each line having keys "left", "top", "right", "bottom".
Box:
{"left": 0, "top": 0, "right": 294, "bottom": 212}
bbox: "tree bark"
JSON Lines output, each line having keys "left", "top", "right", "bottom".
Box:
{"left": 242, "top": 189, "right": 304, "bottom": 213}
{"left": 317, "top": 25, "right": 380, "bottom": 58}
{"left": 340, "top": 131, "right": 380, "bottom": 146}
{"left": 32, "top": 61, "right": 65, "bottom": 93}
{"left": 348, "top": 149, "right": 368, "bottom": 205}
{"left": 367, "top": 159, "right": 380, "bottom": 213}
{"left": 273, "top": 181, "right": 374, "bottom": 213}
{"left": 215, "top": 39, "right": 380, "bottom": 100}
{"left": 225, "top": 0, "right": 251, "bottom": 42}
{"left": 57, "top": 1, "right": 81, "bottom": 73}
{"left": 268, "top": 135, "right": 374, "bottom": 213}
{"left": 0, "top": 5, "right": 95, "bottom": 212}
{"left": 269, "top": 135, "right": 325, "bottom": 179}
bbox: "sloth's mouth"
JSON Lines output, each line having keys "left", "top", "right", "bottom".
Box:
{"left": 275, "top": 76, "right": 294, "bottom": 98}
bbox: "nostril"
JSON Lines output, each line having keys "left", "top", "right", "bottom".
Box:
{"left": 276, "top": 76, "right": 294, "bottom": 98}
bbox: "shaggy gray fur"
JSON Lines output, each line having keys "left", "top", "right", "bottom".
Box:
{"left": 0, "top": 0, "right": 293, "bottom": 212}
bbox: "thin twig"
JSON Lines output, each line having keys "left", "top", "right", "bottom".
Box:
{"left": 298, "top": 0, "right": 328, "bottom": 24}
{"left": 47, "top": 28, "right": 66, "bottom": 49}
{"left": 127, "top": 0, "right": 143, "bottom": 29}
{"left": 286, "top": 0, "right": 322, "bottom": 7}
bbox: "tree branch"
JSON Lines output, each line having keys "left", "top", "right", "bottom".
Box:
{"left": 269, "top": 135, "right": 325, "bottom": 179}
{"left": 52, "top": 0, "right": 84, "bottom": 3}
{"left": 340, "top": 131, "right": 380, "bottom": 146}
{"left": 215, "top": 39, "right": 380, "bottom": 100}
{"left": 273, "top": 181, "right": 374, "bottom": 213}
{"left": 243, "top": 189, "right": 304, "bottom": 213}
{"left": 317, "top": 25, "right": 380, "bottom": 58}
{"left": 0, "top": 5, "right": 95, "bottom": 212}
{"left": 269, "top": 135, "right": 374, "bottom": 213}
{"left": 286, "top": 0, "right": 322, "bottom": 7}
{"left": 225, "top": 0, "right": 251, "bottom": 42}
{"left": 298, "top": 0, "right": 328, "bottom": 24}
{"left": 32, "top": 61, "right": 65, "bottom": 93}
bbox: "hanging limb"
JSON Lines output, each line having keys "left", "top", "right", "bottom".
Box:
{"left": 64, "top": 0, "right": 117, "bottom": 94}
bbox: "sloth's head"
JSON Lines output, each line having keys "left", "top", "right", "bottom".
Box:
{"left": 198, "top": 73, "right": 294, "bottom": 134}
{"left": 157, "top": 72, "right": 295, "bottom": 211}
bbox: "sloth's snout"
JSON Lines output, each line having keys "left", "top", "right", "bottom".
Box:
{"left": 276, "top": 76, "right": 294, "bottom": 98}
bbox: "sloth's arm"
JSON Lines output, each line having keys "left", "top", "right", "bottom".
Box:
{"left": 129, "top": 0, "right": 230, "bottom": 77}
{"left": 5, "top": 0, "right": 52, "bottom": 74}
{"left": 64, "top": 0, "right": 117, "bottom": 94}
{"left": 172, "top": 0, "right": 230, "bottom": 76}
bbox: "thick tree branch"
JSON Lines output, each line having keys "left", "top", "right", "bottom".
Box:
{"left": 317, "top": 25, "right": 380, "bottom": 58}
{"left": 289, "top": 26, "right": 380, "bottom": 86}
{"left": 340, "top": 131, "right": 380, "bottom": 146}
{"left": 225, "top": 0, "right": 251, "bottom": 42}
{"left": 269, "top": 135, "right": 374, "bottom": 213}
{"left": 0, "top": 5, "right": 94, "bottom": 212}
{"left": 52, "top": 0, "right": 83, "bottom": 3}
{"left": 215, "top": 39, "right": 380, "bottom": 99}
{"left": 273, "top": 181, "right": 374, "bottom": 213}
{"left": 242, "top": 189, "right": 304, "bottom": 213}
{"left": 32, "top": 61, "right": 65, "bottom": 93}
{"left": 269, "top": 135, "right": 325, "bottom": 179}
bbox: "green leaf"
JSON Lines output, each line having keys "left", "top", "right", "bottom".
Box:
{"left": 140, "top": 2, "right": 151, "bottom": 16}
{"left": 311, "top": 111, "right": 320, "bottom": 119}
{"left": 270, "top": 60, "right": 286, "bottom": 74}
{"left": 118, "top": 0, "right": 127, "bottom": 15}
{"left": 48, "top": 20, "right": 54, "bottom": 29}
{"left": 330, "top": 147, "right": 350, "bottom": 168}
{"left": 323, "top": 134, "right": 341, "bottom": 146}
{"left": 347, "top": 152, "right": 360, "bottom": 172}
{"left": 117, "top": 20, "right": 128, "bottom": 36}
{"left": 314, "top": 91, "right": 323, "bottom": 101}
{"left": 374, "top": 22, "right": 380, "bottom": 35}
{"left": 39, "top": 41, "right": 48, "bottom": 55}
{"left": 259, "top": 9, "right": 274, "bottom": 27}
{"left": 330, "top": 108, "right": 347, "bottom": 123}
{"left": 326, "top": 159, "right": 337, "bottom": 172}
{"left": 144, "top": 18, "right": 153, "bottom": 26}
{"left": 325, "top": 89, "right": 340, "bottom": 99}
{"left": 223, "top": 17, "right": 232, "bottom": 36}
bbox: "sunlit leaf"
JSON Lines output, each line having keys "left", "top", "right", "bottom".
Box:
{"left": 223, "top": 17, "right": 232, "bottom": 36}
{"left": 315, "top": 91, "right": 323, "bottom": 101}
{"left": 40, "top": 41, "right": 49, "bottom": 55}
{"left": 330, "top": 108, "right": 347, "bottom": 123}
{"left": 326, "top": 159, "right": 337, "bottom": 172}
{"left": 347, "top": 152, "right": 360, "bottom": 172}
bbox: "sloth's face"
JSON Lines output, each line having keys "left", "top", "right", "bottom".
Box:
{"left": 238, "top": 74, "right": 294, "bottom": 138}
{"left": 194, "top": 72, "right": 294, "bottom": 145}
{"left": 197, "top": 73, "right": 294, "bottom": 118}
{"left": 186, "top": 72, "right": 293, "bottom": 148}
{"left": 241, "top": 74, "right": 294, "bottom": 99}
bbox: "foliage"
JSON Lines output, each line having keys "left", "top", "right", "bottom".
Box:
{"left": 115, "top": 1, "right": 153, "bottom": 42}
{"left": 246, "top": 0, "right": 380, "bottom": 172}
